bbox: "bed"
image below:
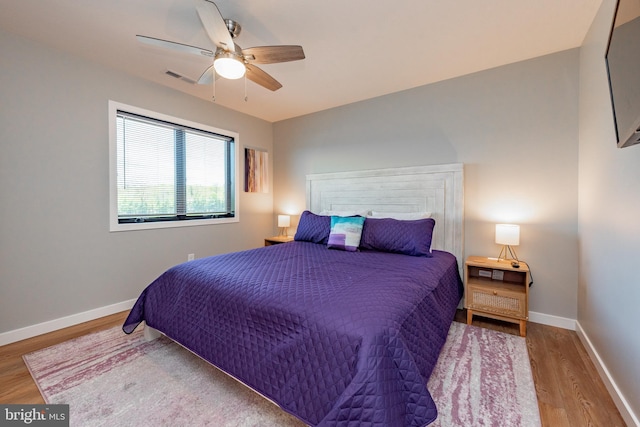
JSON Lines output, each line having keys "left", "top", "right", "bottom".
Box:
{"left": 123, "top": 163, "right": 464, "bottom": 427}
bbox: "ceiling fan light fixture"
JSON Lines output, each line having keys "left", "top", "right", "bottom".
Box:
{"left": 214, "top": 52, "right": 246, "bottom": 79}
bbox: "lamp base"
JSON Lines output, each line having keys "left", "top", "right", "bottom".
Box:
{"left": 497, "top": 245, "right": 519, "bottom": 262}
{"left": 278, "top": 227, "right": 288, "bottom": 237}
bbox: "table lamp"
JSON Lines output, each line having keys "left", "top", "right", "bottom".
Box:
{"left": 278, "top": 215, "right": 291, "bottom": 236}
{"left": 496, "top": 224, "right": 520, "bottom": 262}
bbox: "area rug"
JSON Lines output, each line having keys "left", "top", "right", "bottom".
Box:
{"left": 23, "top": 321, "right": 541, "bottom": 426}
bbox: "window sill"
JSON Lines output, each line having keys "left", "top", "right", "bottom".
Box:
{"left": 109, "top": 215, "right": 238, "bottom": 232}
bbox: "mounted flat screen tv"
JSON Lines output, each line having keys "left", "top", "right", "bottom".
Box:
{"left": 605, "top": 0, "right": 640, "bottom": 148}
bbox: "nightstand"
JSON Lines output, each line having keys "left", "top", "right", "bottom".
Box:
{"left": 464, "top": 256, "right": 531, "bottom": 337}
{"left": 264, "top": 236, "right": 294, "bottom": 246}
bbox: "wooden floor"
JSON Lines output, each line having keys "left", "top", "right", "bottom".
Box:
{"left": 0, "top": 310, "right": 627, "bottom": 426}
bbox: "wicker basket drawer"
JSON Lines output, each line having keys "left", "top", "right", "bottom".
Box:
{"left": 467, "top": 284, "right": 526, "bottom": 318}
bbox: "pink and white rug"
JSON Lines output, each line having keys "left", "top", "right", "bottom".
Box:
{"left": 23, "top": 321, "right": 541, "bottom": 426}
{"left": 428, "top": 322, "right": 541, "bottom": 427}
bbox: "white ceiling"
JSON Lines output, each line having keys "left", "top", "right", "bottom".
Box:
{"left": 0, "top": 0, "right": 603, "bottom": 122}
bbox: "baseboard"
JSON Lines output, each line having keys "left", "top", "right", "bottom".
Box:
{"left": 528, "top": 310, "right": 576, "bottom": 330}
{"left": 576, "top": 321, "right": 639, "bottom": 427}
{"left": 0, "top": 299, "right": 136, "bottom": 346}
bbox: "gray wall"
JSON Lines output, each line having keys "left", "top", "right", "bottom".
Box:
{"left": 273, "top": 49, "right": 580, "bottom": 322}
{"left": 579, "top": 0, "right": 640, "bottom": 419}
{"left": 0, "top": 30, "right": 274, "bottom": 333}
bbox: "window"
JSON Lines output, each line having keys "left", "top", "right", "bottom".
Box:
{"left": 109, "top": 101, "right": 238, "bottom": 231}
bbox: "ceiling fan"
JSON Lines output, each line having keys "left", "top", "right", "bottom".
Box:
{"left": 137, "top": 0, "right": 305, "bottom": 91}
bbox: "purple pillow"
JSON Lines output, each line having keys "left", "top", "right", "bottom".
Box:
{"left": 360, "top": 217, "right": 435, "bottom": 257}
{"left": 294, "top": 211, "right": 331, "bottom": 244}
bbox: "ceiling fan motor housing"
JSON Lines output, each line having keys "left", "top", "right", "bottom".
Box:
{"left": 224, "top": 19, "right": 241, "bottom": 39}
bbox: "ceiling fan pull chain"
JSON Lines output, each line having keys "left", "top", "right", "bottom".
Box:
{"left": 244, "top": 74, "right": 248, "bottom": 102}
{"left": 212, "top": 69, "right": 216, "bottom": 102}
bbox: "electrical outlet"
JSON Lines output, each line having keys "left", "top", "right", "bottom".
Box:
{"left": 188, "top": 253, "right": 195, "bottom": 261}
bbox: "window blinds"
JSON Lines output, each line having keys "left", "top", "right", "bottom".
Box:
{"left": 116, "top": 110, "right": 235, "bottom": 223}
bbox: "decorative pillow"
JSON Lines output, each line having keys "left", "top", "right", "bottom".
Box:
{"left": 327, "top": 216, "right": 366, "bottom": 252}
{"left": 360, "top": 217, "right": 435, "bottom": 257}
{"left": 369, "top": 211, "right": 432, "bottom": 220}
{"left": 294, "top": 211, "right": 331, "bottom": 244}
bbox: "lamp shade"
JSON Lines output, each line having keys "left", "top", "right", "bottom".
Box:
{"left": 495, "top": 224, "right": 520, "bottom": 246}
{"left": 278, "top": 215, "right": 291, "bottom": 228}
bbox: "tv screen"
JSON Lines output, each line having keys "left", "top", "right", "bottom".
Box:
{"left": 605, "top": 0, "right": 640, "bottom": 148}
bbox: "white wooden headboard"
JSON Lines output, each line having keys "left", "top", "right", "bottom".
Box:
{"left": 306, "top": 163, "right": 464, "bottom": 269}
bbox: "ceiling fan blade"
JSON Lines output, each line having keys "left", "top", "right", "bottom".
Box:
{"left": 196, "top": 0, "right": 235, "bottom": 52}
{"left": 136, "top": 35, "right": 213, "bottom": 57}
{"left": 197, "top": 65, "right": 216, "bottom": 85}
{"left": 242, "top": 45, "right": 305, "bottom": 64}
{"left": 245, "top": 64, "right": 282, "bottom": 91}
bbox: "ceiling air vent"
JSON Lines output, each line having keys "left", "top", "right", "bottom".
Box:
{"left": 165, "top": 70, "right": 196, "bottom": 84}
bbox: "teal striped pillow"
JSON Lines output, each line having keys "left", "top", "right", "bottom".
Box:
{"left": 327, "top": 216, "right": 365, "bottom": 251}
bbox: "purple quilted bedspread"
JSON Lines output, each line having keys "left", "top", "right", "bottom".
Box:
{"left": 123, "top": 241, "right": 462, "bottom": 427}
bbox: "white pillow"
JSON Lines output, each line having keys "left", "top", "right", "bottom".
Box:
{"left": 369, "top": 211, "right": 432, "bottom": 220}
{"left": 319, "top": 210, "right": 370, "bottom": 217}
